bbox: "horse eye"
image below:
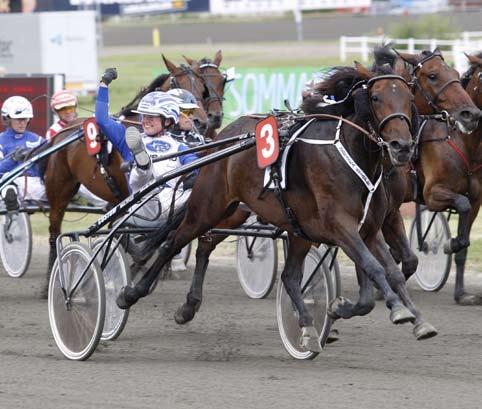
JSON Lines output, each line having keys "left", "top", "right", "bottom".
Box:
{"left": 428, "top": 74, "right": 437, "bottom": 81}
{"left": 371, "top": 95, "right": 379, "bottom": 102}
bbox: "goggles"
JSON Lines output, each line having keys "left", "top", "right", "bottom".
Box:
{"left": 181, "top": 109, "right": 195, "bottom": 116}
{"left": 57, "top": 105, "right": 76, "bottom": 114}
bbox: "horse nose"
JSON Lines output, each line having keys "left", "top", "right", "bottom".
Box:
{"left": 208, "top": 112, "right": 223, "bottom": 128}
{"left": 389, "top": 139, "right": 413, "bottom": 153}
{"left": 456, "top": 106, "right": 480, "bottom": 131}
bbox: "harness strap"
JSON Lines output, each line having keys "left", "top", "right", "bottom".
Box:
{"left": 270, "top": 165, "right": 312, "bottom": 241}
{"left": 447, "top": 139, "right": 482, "bottom": 175}
{"left": 94, "top": 141, "right": 124, "bottom": 202}
{"left": 298, "top": 119, "right": 383, "bottom": 230}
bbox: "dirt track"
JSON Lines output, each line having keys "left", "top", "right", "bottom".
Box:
{"left": 1, "top": 242, "right": 482, "bottom": 409}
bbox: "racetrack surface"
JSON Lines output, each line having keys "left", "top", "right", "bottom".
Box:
{"left": 1, "top": 242, "right": 481, "bottom": 409}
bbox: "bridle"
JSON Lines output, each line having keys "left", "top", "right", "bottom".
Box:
{"left": 350, "top": 74, "right": 414, "bottom": 149}
{"left": 168, "top": 64, "right": 205, "bottom": 106}
{"left": 198, "top": 61, "right": 226, "bottom": 114}
{"left": 409, "top": 52, "right": 461, "bottom": 116}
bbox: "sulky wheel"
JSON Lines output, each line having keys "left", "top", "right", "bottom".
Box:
{"left": 0, "top": 212, "right": 32, "bottom": 278}
{"left": 276, "top": 246, "right": 335, "bottom": 360}
{"left": 92, "top": 238, "right": 131, "bottom": 341}
{"left": 409, "top": 209, "right": 452, "bottom": 292}
{"left": 48, "top": 242, "right": 105, "bottom": 361}
{"left": 236, "top": 235, "right": 278, "bottom": 299}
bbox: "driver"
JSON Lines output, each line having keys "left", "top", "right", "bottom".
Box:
{"left": 0, "top": 96, "right": 46, "bottom": 210}
{"left": 167, "top": 88, "right": 205, "bottom": 146}
{"left": 95, "top": 68, "right": 199, "bottom": 265}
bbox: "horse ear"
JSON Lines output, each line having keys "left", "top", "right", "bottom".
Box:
{"left": 162, "top": 54, "right": 178, "bottom": 74}
{"left": 392, "top": 57, "right": 408, "bottom": 78}
{"left": 190, "top": 60, "right": 200, "bottom": 73}
{"left": 354, "top": 61, "right": 374, "bottom": 79}
{"left": 396, "top": 51, "right": 421, "bottom": 67}
{"left": 183, "top": 55, "right": 195, "bottom": 65}
{"left": 465, "top": 52, "right": 482, "bottom": 66}
{"left": 213, "top": 50, "right": 222, "bottom": 66}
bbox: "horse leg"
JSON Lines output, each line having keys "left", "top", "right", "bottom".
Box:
{"left": 281, "top": 234, "right": 322, "bottom": 352}
{"left": 382, "top": 209, "right": 418, "bottom": 280}
{"left": 174, "top": 208, "right": 251, "bottom": 324}
{"left": 116, "top": 166, "right": 239, "bottom": 309}
{"left": 330, "top": 264, "right": 375, "bottom": 320}
{"left": 40, "top": 180, "right": 79, "bottom": 299}
{"left": 454, "top": 202, "right": 481, "bottom": 305}
{"left": 369, "top": 232, "right": 437, "bottom": 340}
{"left": 424, "top": 187, "right": 472, "bottom": 254}
{"left": 330, "top": 226, "right": 415, "bottom": 325}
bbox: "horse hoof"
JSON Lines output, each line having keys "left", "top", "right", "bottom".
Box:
{"left": 390, "top": 304, "right": 415, "bottom": 325}
{"left": 328, "top": 296, "right": 353, "bottom": 320}
{"left": 326, "top": 328, "right": 340, "bottom": 344}
{"left": 174, "top": 303, "right": 196, "bottom": 325}
{"left": 116, "top": 286, "right": 137, "bottom": 310}
{"left": 413, "top": 322, "right": 438, "bottom": 340}
{"left": 300, "top": 326, "right": 322, "bottom": 353}
{"left": 455, "top": 293, "right": 482, "bottom": 306}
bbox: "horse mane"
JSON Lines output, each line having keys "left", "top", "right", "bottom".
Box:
{"left": 118, "top": 73, "right": 170, "bottom": 116}
{"left": 302, "top": 64, "right": 394, "bottom": 117}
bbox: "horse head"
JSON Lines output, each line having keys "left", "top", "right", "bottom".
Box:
{"left": 183, "top": 50, "right": 227, "bottom": 130}
{"left": 353, "top": 62, "right": 415, "bottom": 166}
{"left": 463, "top": 52, "right": 482, "bottom": 110}
{"left": 161, "top": 55, "right": 208, "bottom": 133}
{"left": 396, "top": 48, "right": 480, "bottom": 133}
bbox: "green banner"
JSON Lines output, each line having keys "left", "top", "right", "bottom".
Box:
{"left": 223, "top": 66, "right": 324, "bottom": 121}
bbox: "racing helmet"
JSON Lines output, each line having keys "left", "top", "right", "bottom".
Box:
{"left": 1, "top": 96, "right": 34, "bottom": 120}
{"left": 132, "top": 91, "right": 180, "bottom": 124}
{"left": 167, "top": 88, "right": 199, "bottom": 110}
{"left": 50, "top": 90, "right": 78, "bottom": 111}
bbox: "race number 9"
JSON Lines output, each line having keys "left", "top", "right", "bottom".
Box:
{"left": 83, "top": 118, "right": 101, "bottom": 156}
{"left": 255, "top": 116, "right": 279, "bottom": 169}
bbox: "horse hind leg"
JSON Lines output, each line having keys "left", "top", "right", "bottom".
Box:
{"left": 175, "top": 208, "right": 251, "bottom": 324}
{"left": 116, "top": 191, "right": 239, "bottom": 309}
{"left": 40, "top": 180, "right": 79, "bottom": 299}
{"left": 453, "top": 203, "right": 482, "bottom": 305}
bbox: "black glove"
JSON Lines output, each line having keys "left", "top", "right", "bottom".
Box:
{"left": 12, "top": 147, "right": 31, "bottom": 162}
{"left": 182, "top": 172, "right": 197, "bottom": 190}
{"left": 101, "top": 67, "right": 118, "bottom": 86}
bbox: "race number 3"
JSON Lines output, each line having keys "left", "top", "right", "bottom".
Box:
{"left": 255, "top": 116, "right": 279, "bottom": 169}
{"left": 83, "top": 118, "right": 101, "bottom": 156}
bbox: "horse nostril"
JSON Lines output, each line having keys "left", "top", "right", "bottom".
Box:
{"left": 389, "top": 141, "right": 402, "bottom": 151}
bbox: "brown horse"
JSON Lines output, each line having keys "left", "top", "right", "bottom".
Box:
{"left": 119, "top": 55, "right": 209, "bottom": 130}
{"left": 40, "top": 57, "right": 212, "bottom": 297}
{"left": 116, "top": 63, "right": 437, "bottom": 348}
{"left": 183, "top": 50, "right": 227, "bottom": 131}
{"left": 374, "top": 47, "right": 481, "bottom": 305}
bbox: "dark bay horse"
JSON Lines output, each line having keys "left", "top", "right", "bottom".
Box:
{"left": 374, "top": 47, "right": 481, "bottom": 305}
{"left": 116, "top": 63, "right": 436, "bottom": 349}
{"left": 39, "top": 58, "right": 212, "bottom": 297}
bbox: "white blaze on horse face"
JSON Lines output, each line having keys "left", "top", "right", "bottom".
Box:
{"left": 392, "top": 83, "right": 397, "bottom": 93}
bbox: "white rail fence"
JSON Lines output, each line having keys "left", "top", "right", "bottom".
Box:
{"left": 340, "top": 32, "right": 482, "bottom": 73}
